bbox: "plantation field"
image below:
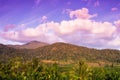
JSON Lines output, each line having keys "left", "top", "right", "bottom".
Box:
{"left": 0, "top": 57, "right": 120, "bottom": 80}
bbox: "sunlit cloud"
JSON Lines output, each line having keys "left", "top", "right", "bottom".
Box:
{"left": 69, "top": 8, "right": 97, "bottom": 19}
{"left": 108, "top": 37, "right": 120, "bottom": 47}
{"left": 0, "top": 7, "right": 120, "bottom": 49}
{"left": 40, "top": 16, "right": 47, "bottom": 23}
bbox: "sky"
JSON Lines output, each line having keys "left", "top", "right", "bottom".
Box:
{"left": 0, "top": 0, "right": 120, "bottom": 49}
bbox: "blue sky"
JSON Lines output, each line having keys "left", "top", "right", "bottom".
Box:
{"left": 0, "top": 0, "right": 120, "bottom": 49}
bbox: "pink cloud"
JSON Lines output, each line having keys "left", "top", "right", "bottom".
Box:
{"left": 0, "top": 8, "right": 119, "bottom": 49}
{"left": 69, "top": 8, "right": 97, "bottom": 19}
{"left": 108, "top": 37, "right": 120, "bottom": 47}
{"left": 0, "top": 18, "right": 116, "bottom": 46}
{"left": 40, "top": 16, "right": 47, "bottom": 23}
{"left": 111, "top": 7, "right": 118, "bottom": 11}
{"left": 114, "top": 20, "right": 120, "bottom": 34}
{"left": 0, "top": 22, "right": 63, "bottom": 43}
{"left": 4, "top": 24, "right": 16, "bottom": 32}
{"left": 57, "top": 19, "right": 116, "bottom": 38}
{"left": 41, "top": 16, "right": 47, "bottom": 20}
{"left": 114, "top": 20, "right": 120, "bottom": 27}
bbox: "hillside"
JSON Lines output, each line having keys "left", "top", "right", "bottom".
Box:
{"left": 0, "top": 44, "right": 30, "bottom": 61}
{"left": 0, "top": 42, "right": 120, "bottom": 63}
{"left": 31, "top": 42, "right": 120, "bottom": 63}
{"left": 7, "top": 41, "right": 49, "bottom": 49}
{"left": 0, "top": 44, "right": 15, "bottom": 54}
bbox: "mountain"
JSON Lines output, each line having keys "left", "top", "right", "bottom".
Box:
{"left": 0, "top": 44, "right": 15, "bottom": 54}
{"left": 32, "top": 42, "right": 120, "bottom": 63}
{"left": 0, "top": 42, "right": 120, "bottom": 63}
{"left": 0, "top": 43, "right": 30, "bottom": 61}
{"left": 7, "top": 41, "right": 49, "bottom": 49}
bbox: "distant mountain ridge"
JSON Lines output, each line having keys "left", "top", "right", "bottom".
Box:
{"left": 0, "top": 41, "right": 120, "bottom": 63}
{"left": 32, "top": 42, "right": 120, "bottom": 63}
{"left": 7, "top": 41, "right": 49, "bottom": 49}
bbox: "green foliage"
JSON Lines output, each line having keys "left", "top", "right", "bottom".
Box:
{"left": 0, "top": 57, "right": 120, "bottom": 80}
{"left": 1, "top": 43, "right": 120, "bottom": 63}
{"left": 73, "top": 59, "right": 91, "bottom": 80}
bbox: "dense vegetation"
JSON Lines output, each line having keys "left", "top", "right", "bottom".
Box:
{"left": 0, "top": 42, "right": 120, "bottom": 79}
{"left": 0, "top": 42, "right": 120, "bottom": 63}
{"left": 33, "top": 43, "right": 120, "bottom": 63}
{"left": 0, "top": 57, "right": 120, "bottom": 80}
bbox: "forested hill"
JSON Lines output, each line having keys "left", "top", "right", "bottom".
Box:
{"left": 7, "top": 41, "right": 49, "bottom": 49}
{"left": 0, "top": 42, "right": 120, "bottom": 63}
{"left": 32, "top": 42, "right": 120, "bottom": 63}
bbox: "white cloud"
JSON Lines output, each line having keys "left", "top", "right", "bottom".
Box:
{"left": 114, "top": 20, "right": 120, "bottom": 27}
{"left": 57, "top": 19, "right": 116, "bottom": 38}
{"left": 40, "top": 16, "right": 47, "bottom": 23}
{"left": 41, "top": 16, "right": 47, "bottom": 20}
{"left": 1, "top": 18, "right": 116, "bottom": 46}
{"left": 69, "top": 8, "right": 97, "bottom": 19}
{"left": 0, "top": 8, "right": 120, "bottom": 49}
{"left": 108, "top": 36, "right": 120, "bottom": 47}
